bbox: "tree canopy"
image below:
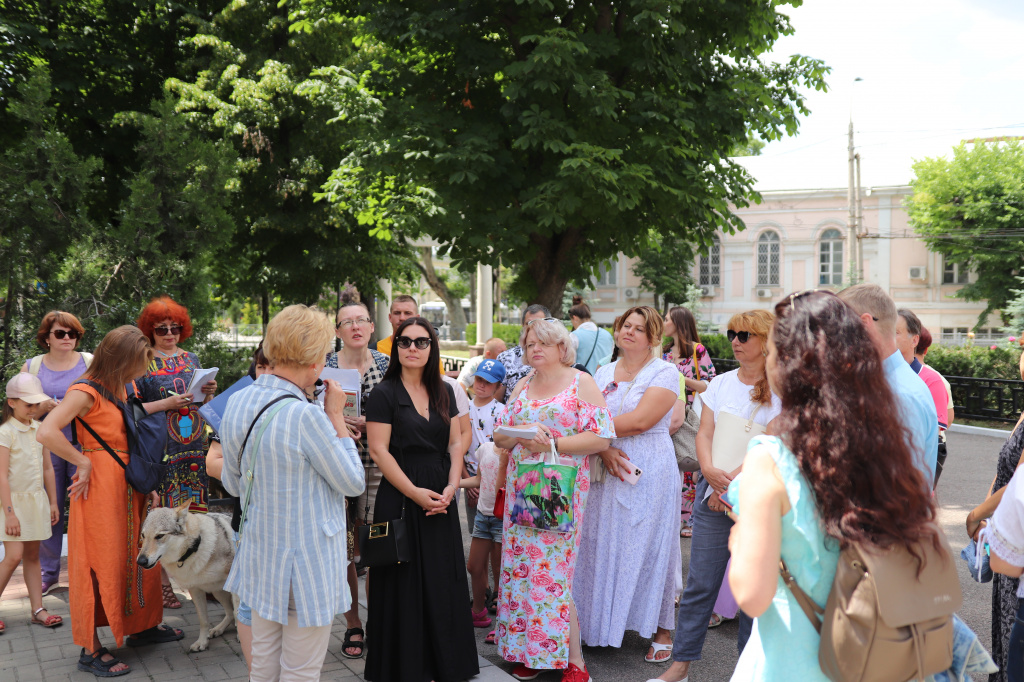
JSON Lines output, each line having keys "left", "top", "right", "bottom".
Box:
{"left": 321, "top": 0, "right": 828, "bottom": 312}
{"left": 907, "top": 141, "right": 1024, "bottom": 325}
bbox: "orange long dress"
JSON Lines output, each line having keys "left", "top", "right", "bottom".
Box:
{"left": 68, "top": 384, "right": 162, "bottom": 648}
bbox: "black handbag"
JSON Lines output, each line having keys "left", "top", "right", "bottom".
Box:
{"left": 357, "top": 384, "right": 412, "bottom": 567}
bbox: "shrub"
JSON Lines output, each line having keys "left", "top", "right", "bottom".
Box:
{"left": 925, "top": 343, "right": 1022, "bottom": 381}
{"left": 193, "top": 340, "right": 257, "bottom": 390}
{"left": 465, "top": 323, "right": 523, "bottom": 347}
{"left": 700, "top": 333, "right": 734, "bottom": 360}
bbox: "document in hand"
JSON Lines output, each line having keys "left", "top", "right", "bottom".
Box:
{"left": 199, "top": 375, "right": 254, "bottom": 434}
{"left": 494, "top": 425, "right": 539, "bottom": 440}
{"left": 186, "top": 366, "right": 220, "bottom": 402}
{"left": 318, "top": 367, "right": 362, "bottom": 417}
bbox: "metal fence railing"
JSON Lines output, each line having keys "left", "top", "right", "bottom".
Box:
{"left": 211, "top": 324, "right": 263, "bottom": 349}
{"left": 948, "top": 375, "right": 1024, "bottom": 424}
{"left": 441, "top": 355, "right": 468, "bottom": 374}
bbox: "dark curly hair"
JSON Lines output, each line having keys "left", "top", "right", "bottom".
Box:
{"left": 772, "top": 291, "right": 944, "bottom": 567}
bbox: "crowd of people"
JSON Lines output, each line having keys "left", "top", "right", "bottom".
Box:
{"left": 0, "top": 285, "right": 1022, "bottom": 682}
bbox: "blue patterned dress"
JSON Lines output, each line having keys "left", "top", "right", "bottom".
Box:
{"left": 135, "top": 352, "right": 210, "bottom": 512}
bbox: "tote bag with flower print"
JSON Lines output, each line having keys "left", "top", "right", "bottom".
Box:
{"left": 510, "top": 441, "right": 578, "bottom": 534}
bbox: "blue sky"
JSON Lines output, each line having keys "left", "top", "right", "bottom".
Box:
{"left": 750, "top": 0, "right": 1024, "bottom": 190}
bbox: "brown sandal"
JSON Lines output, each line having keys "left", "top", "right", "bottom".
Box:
{"left": 31, "top": 607, "right": 63, "bottom": 628}
{"left": 162, "top": 584, "right": 182, "bottom": 609}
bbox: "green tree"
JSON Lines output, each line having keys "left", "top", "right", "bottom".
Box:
{"left": 321, "top": 0, "right": 828, "bottom": 313}
{"left": 907, "top": 141, "right": 1024, "bottom": 325}
{"left": 631, "top": 233, "right": 697, "bottom": 315}
{"left": 1004, "top": 276, "right": 1024, "bottom": 336}
{"left": 0, "top": 68, "right": 100, "bottom": 379}
{"left": 167, "top": 0, "right": 416, "bottom": 323}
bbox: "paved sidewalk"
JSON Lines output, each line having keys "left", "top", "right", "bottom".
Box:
{"left": 0, "top": 559, "right": 511, "bottom": 681}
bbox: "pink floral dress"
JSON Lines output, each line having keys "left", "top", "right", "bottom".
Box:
{"left": 495, "top": 372, "right": 615, "bottom": 670}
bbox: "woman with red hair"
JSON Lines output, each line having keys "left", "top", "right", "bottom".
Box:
{"left": 135, "top": 296, "right": 217, "bottom": 609}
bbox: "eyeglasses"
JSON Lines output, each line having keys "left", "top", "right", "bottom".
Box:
{"left": 50, "top": 329, "right": 81, "bottom": 340}
{"left": 526, "top": 317, "right": 559, "bottom": 326}
{"left": 727, "top": 330, "right": 752, "bottom": 343}
{"left": 153, "top": 325, "right": 184, "bottom": 336}
{"left": 396, "top": 336, "right": 432, "bottom": 350}
{"left": 337, "top": 317, "right": 373, "bottom": 329}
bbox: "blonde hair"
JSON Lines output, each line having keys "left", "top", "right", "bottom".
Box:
{"left": 727, "top": 309, "right": 774, "bottom": 405}
{"left": 264, "top": 305, "right": 334, "bottom": 368}
{"left": 520, "top": 320, "right": 576, "bottom": 367}
{"left": 619, "top": 305, "right": 664, "bottom": 348}
{"left": 838, "top": 283, "right": 897, "bottom": 336}
{"left": 87, "top": 326, "right": 154, "bottom": 399}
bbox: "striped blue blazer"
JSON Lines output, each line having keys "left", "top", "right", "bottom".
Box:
{"left": 221, "top": 374, "right": 365, "bottom": 627}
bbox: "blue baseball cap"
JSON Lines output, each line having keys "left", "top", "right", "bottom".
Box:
{"left": 473, "top": 359, "right": 506, "bottom": 384}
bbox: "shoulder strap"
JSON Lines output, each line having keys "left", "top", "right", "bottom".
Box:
{"left": 71, "top": 380, "right": 127, "bottom": 470}
{"left": 81, "top": 352, "right": 93, "bottom": 368}
{"left": 366, "top": 381, "right": 405, "bottom": 523}
{"left": 73, "top": 379, "right": 122, "bottom": 406}
{"left": 237, "top": 397, "right": 298, "bottom": 540}
{"left": 582, "top": 329, "right": 600, "bottom": 368}
{"left": 780, "top": 560, "right": 824, "bottom": 633}
{"left": 28, "top": 355, "right": 43, "bottom": 375}
{"left": 235, "top": 394, "right": 300, "bottom": 468}
{"left": 692, "top": 346, "right": 702, "bottom": 382}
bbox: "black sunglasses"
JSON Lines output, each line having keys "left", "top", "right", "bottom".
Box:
{"left": 727, "top": 330, "right": 752, "bottom": 343}
{"left": 396, "top": 335, "right": 432, "bottom": 350}
{"left": 154, "top": 325, "right": 184, "bottom": 336}
{"left": 51, "top": 329, "right": 81, "bottom": 340}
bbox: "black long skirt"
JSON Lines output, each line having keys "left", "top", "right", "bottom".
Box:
{"left": 364, "top": 454, "right": 479, "bottom": 682}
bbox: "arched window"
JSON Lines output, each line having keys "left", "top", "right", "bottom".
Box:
{"left": 818, "top": 229, "right": 844, "bottom": 285}
{"left": 756, "top": 231, "right": 780, "bottom": 286}
{"left": 698, "top": 237, "right": 720, "bottom": 286}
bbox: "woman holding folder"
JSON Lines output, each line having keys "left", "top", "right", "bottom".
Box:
{"left": 135, "top": 296, "right": 218, "bottom": 609}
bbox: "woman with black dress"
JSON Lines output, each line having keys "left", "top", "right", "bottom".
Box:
{"left": 365, "top": 317, "right": 479, "bottom": 682}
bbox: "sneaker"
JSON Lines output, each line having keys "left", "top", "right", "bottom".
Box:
{"left": 561, "top": 663, "right": 591, "bottom": 682}
{"left": 511, "top": 664, "right": 541, "bottom": 680}
{"left": 41, "top": 580, "right": 58, "bottom": 596}
{"left": 471, "top": 607, "right": 492, "bottom": 628}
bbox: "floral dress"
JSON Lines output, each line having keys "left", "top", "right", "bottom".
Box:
{"left": 664, "top": 342, "right": 716, "bottom": 528}
{"left": 495, "top": 372, "right": 615, "bottom": 670}
{"left": 135, "top": 352, "right": 210, "bottom": 512}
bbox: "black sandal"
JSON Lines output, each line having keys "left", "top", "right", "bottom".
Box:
{"left": 341, "top": 627, "right": 365, "bottom": 659}
{"left": 486, "top": 587, "right": 498, "bottom": 614}
{"left": 127, "top": 623, "right": 184, "bottom": 647}
{"left": 78, "top": 648, "right": 131, "bottom": 678}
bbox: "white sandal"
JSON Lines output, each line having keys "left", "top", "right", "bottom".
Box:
{"left": 645, "top": 641, "right": 673, "bottom": 663}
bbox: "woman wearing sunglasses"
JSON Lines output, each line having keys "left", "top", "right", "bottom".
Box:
{"left": 21, "top": 311, "right": 94, "bottom": 596}
{"left": 364, "top": 317, "right": 478, "bottom": 682}
{"left": 653, "top": 310, "right": 781, "bottom": 682}
{"left": 134, "top": 296, "right": 217, "bottom": 609}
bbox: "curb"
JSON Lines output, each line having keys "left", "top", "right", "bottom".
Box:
{"left": 949, "top": 423, "right": 1013, "bottom": 438}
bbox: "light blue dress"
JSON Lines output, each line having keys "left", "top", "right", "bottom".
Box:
{"left": 725, "top": 435, "right": 838, "bottom": 682}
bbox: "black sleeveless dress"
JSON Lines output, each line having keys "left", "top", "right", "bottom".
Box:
{"left": 990, "top": 420, "right": 1024, "bottom": 682}
{"left": 364, "top": 379, "right": 479, "bottom": 682}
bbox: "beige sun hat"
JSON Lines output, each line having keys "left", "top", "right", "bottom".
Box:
{"left": 6, "top": 373, "right": 50, "bottom": 404}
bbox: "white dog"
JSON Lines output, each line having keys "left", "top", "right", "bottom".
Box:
{"left": 138, "top": 505, "right": 237, "bottom": 652}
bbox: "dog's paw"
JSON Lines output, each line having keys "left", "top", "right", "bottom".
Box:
{"left": 189, "top": 638, "right": 210, "bottom": 653}
{"left": 209, "top": 624, "right": 227, "bottom": 639}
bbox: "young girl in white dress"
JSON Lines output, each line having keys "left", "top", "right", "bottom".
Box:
{"left": 0, "top": 373, "right": 62, "bottom": 633}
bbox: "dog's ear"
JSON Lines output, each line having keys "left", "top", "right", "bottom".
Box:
{"left": 173, "top": 502, "right": 191, "bottom": 522}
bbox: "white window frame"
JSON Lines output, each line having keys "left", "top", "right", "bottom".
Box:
{"left": 757, "top": 231, "right": 781, "bottom": 287}
{"left": 698, "top": 238, "right": 721, "bottom": 287}
{"left": 942, "top": 258, "right": 969, "bottom": 285}
{"left": 595, "top": 259, "right": 617, "bottom": 287}
{"left": 818, "top": 229, "right": 844, "bottom": 286}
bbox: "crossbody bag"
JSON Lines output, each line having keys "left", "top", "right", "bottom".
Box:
{"left": 236, "top": 394, "right": 300, "bottom": 542}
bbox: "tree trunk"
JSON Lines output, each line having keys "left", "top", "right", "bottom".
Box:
{"left": 1, "top": 268, "right": 16, "bottom": 379}
{"left": 522, "top": 228, "right": 583, "bottom": 316}
{"left": 362, "top": 289, "right": 377, "bottom": 346}
{"left": 260, "top": 288, "right": 270, "bottom": 335}
{"left": 415, "top": 247, "right": 468, "bottom": 340}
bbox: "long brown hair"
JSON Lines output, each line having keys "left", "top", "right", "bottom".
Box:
{"left": 663, "top": 306, "right": 701, "bottom": 358}
{"left": 84, "top": 326, "right": 154, "bottom": 399}
{"left": 772, "top": 291, "right": 942, "bottom": 563}
{"left": 383, "top": 317, "right": 451, "bottom": 424}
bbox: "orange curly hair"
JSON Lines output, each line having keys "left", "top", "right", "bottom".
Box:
{"left": 137, "top": 296, "right": 193, "bottom": 343}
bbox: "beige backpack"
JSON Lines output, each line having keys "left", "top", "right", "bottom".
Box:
{"left": 28, "top": 352, "right": 93, "bottom": 375}
{"left": 782, "top": 524, "right": 962, "bottom": 682}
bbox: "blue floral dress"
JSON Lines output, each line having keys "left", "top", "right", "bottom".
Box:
{"left": 135, "top": 352, "right": 210, "bottom": 512}
{"left": 495, "top": 372, "right": 615, "bottom": 670}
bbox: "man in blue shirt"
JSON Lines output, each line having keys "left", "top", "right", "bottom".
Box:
{"left": 838, "top": 284, "right": 939, "bottom": 488}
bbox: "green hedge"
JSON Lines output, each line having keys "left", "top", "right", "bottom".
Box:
{"left": 924, "top": 344, "right": 1022, "bottom": 381}
{"left": 700, "top": 334, "right": 734, "bottom": 360}
{"left": 465, "top": 323, "right": 524, "bottom": 346}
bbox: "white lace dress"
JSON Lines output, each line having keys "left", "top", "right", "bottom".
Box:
{"left": 574, "top": 359, "right": 682, "bottom": 646}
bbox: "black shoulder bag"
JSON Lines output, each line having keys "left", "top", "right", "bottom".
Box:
{"left": 357, "top": 382, "right": 411, "bottom": 567}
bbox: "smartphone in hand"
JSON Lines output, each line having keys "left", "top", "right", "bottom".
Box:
{"left": 621, "top": 464, "right": 643, "bottom": 486}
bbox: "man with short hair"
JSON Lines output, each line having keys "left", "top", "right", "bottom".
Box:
{"left": 898, "top": 309, "right": 951, "bottom": 485}
{"left": 838, "top": 284, "right": 938, "bottom": 487}
{"left": 457, "top": 337, "right": 508, "bottom": 395}
{"left": 376, "top": 295, "right": 445, "bottom": 374}
{"left": 495, "top": 304, "right": 552, "bottom": 402}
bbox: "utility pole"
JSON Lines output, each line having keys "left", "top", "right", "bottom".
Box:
{"left": 855, "top": 152, "right": 864, "bottom": 281}
{"left": 847, "top": 120, "right": 857, "bottom": 285}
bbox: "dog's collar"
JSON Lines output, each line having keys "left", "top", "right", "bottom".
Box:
{"left": 176, "top": 536, "right": 202, "bottom": 567}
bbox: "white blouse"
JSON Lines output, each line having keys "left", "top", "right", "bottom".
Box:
{"left": 986, "top": 468, "right": 1024, "bottom": 597}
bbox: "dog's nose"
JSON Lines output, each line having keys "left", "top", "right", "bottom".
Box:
{"left": 136, "top": 555, "right": 148, "bottom": 567}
